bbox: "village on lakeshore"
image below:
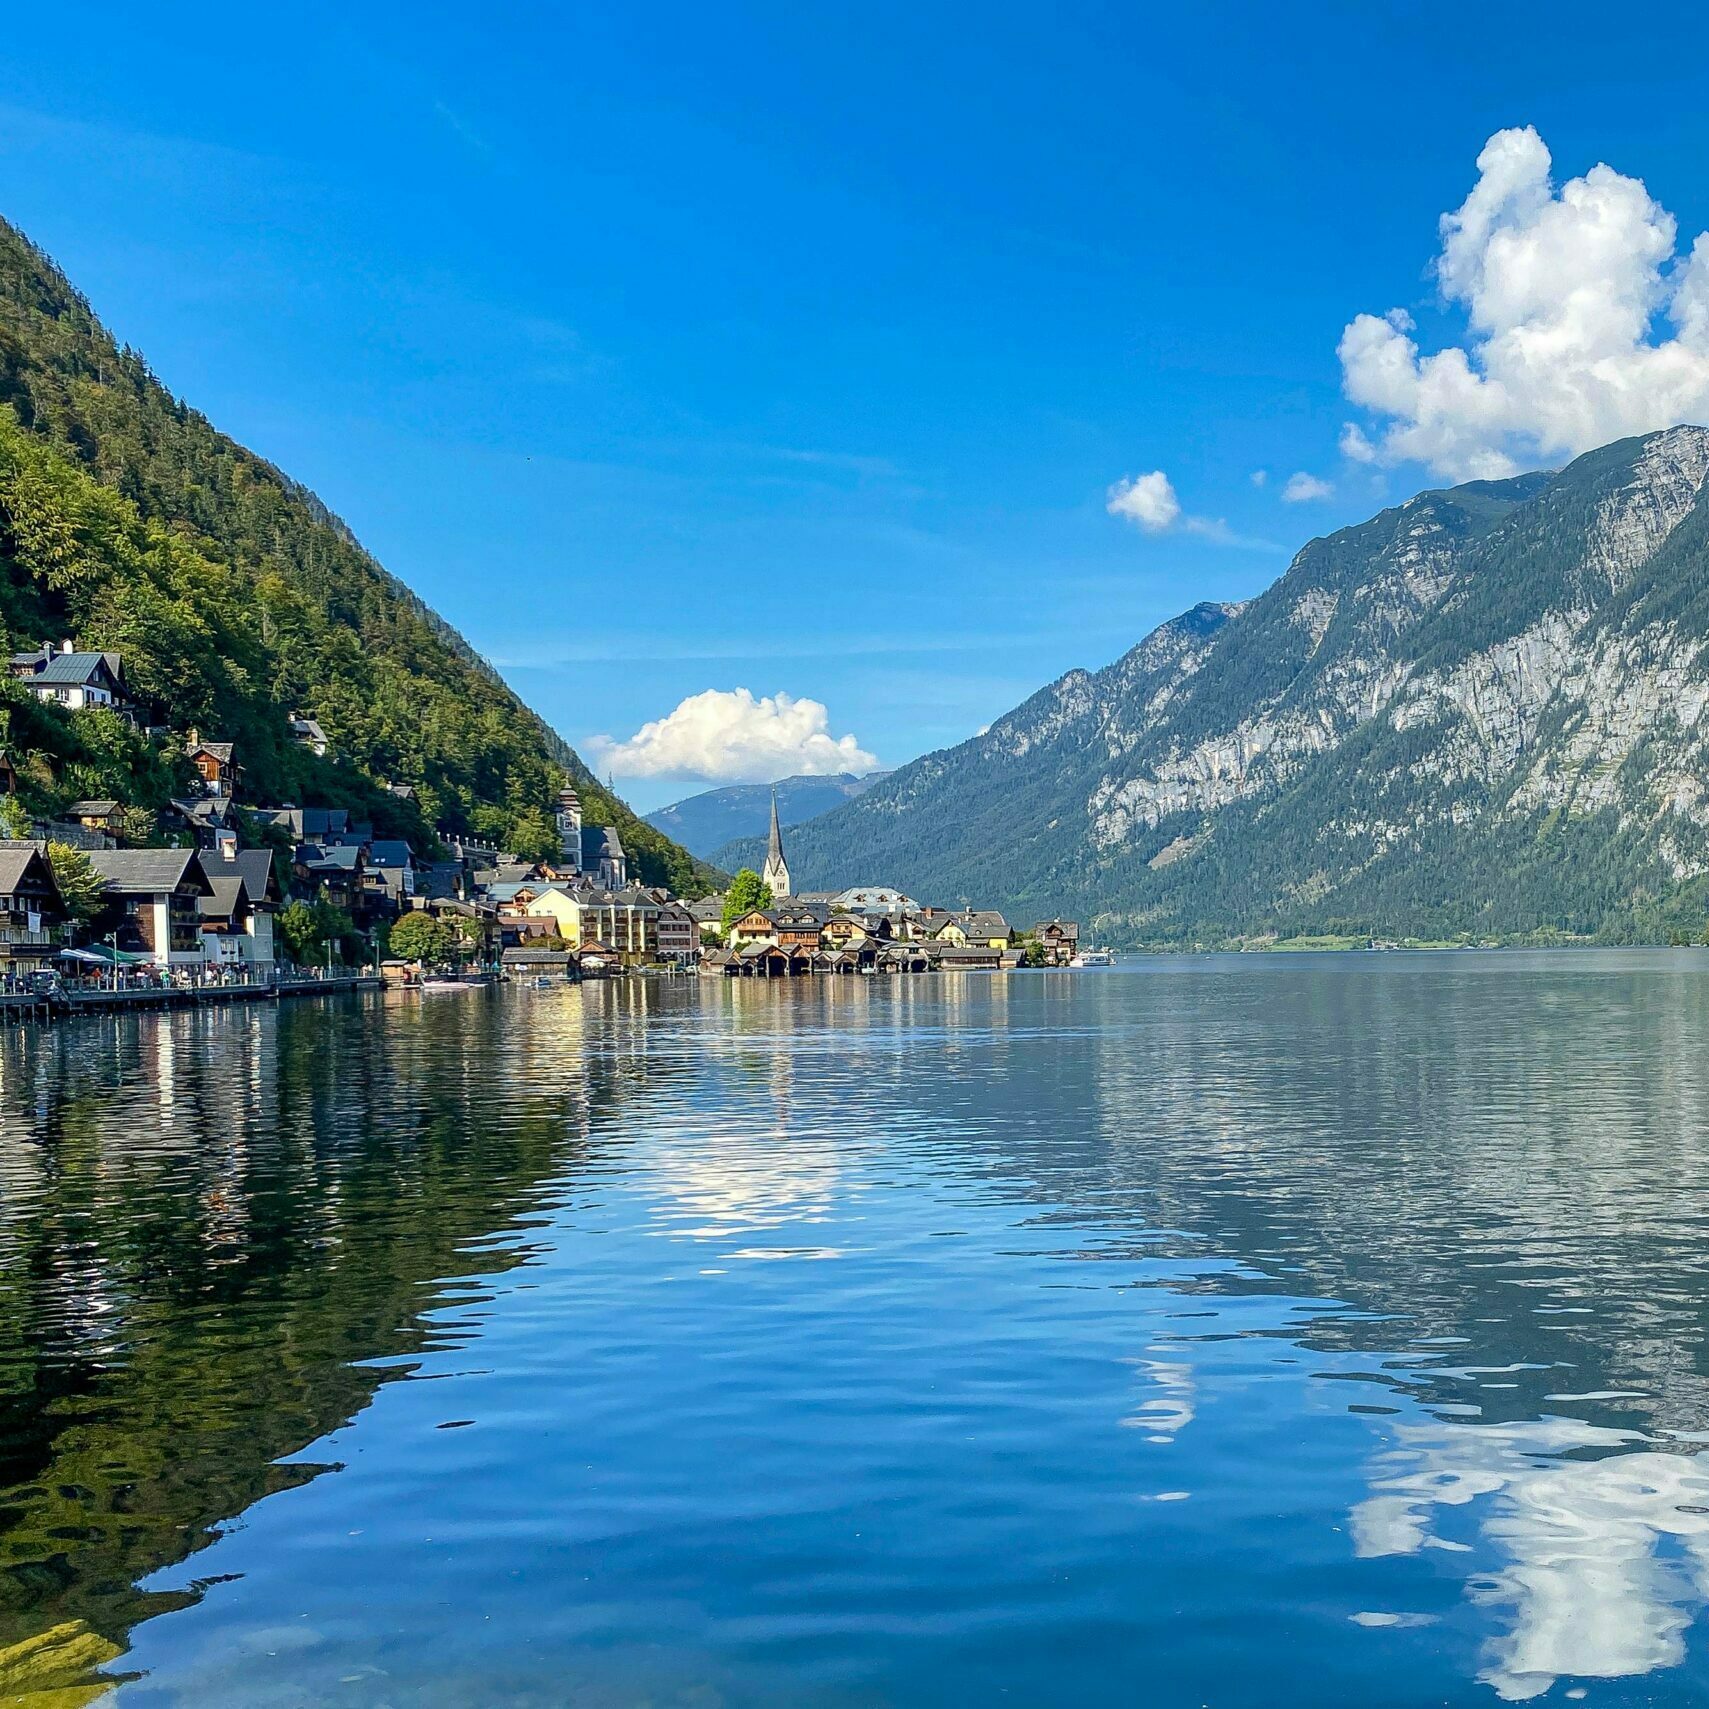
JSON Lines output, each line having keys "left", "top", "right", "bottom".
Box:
{"left": 0, "top": 640, "right": 1092, "bottom": 1007}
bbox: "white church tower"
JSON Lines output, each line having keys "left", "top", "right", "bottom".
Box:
{"left": 762, "top": 789, "right": 791, "bottom": 898}
{"left": 556, "top": 786, "right": 584, "bottom": 874}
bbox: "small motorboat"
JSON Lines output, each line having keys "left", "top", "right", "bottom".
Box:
{"left": 420, "top": 975, "right": 477, "bottom": 993}
{"left": 1069, "top": 947, "right": 1115, "bottom": 968}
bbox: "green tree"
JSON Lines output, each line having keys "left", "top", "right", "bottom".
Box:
{"left": 505, "top": 807, "right": 561, "bottom": 865}
{"left": 118, "top": 805, "right": 158, "bottom": 846}
{"left": 721, "top": 869, "right": 773, "bottom": 929}
{"left": 448, "top": 913, "right": 487, "bottom": 961}
{"left": 275, "top": 900, "right": 324, "bottom": 965}
{"left": 388, "top": 912, "right": 453, "bottom": 966}
{"left": 46, "top": 841, "right": 104, "bottom": 928}
{"left": 0, "top": 792, "right": 32, "bottom": 839}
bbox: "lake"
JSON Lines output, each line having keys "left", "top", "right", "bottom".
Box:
{"left": 4, "top": 953, "right": 1709, "bottom": 1705}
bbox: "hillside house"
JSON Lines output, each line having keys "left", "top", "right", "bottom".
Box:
{"left": 293, "top": 843, "right": 366, "bottom": 915}
{"left": 365, "top": 840, "right": 416, "bottom": 906}
{"left": 186, "top": 732, "right": 241, "bottom": 797}
{"left": 289, "top": 715, "right": 329, "bottom": 757}
{"left": 9, "top": 644, "right": 135, "bottom": 720}
{"left": 165, "top": 795, "right": 234, "bottom": 849}
{"left": 66, "top": 800, "right": 126, "bottom": 838}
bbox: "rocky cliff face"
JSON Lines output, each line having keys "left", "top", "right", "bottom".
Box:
{"left": 766, "top": 427, "right": 1709, "bottom": 942}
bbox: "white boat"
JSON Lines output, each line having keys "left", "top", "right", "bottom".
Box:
{"left": 420, "top": 975, "right": 478, "bottom": 993}
{"left": 1069, "top": 947, "right": 1115, "bottom": 968}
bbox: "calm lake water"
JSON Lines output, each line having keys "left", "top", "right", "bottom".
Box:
{"left": 4, "top": 954, "right": 1709, "bottom": 1705}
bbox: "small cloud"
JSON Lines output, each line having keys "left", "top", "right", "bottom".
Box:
{"left": 1340, "top": 422, "right": 1379, "bottom": 464}
{"left": 1107, "top": 468, "right": 1280, "bottom": 552}
{"left": 1106, "top": 469, "right": 1182, "bottom": 532}
{"left": 1250, "top": 469, "right": 1269, "bottom": 487}
{"left": 1281, "top": 471, "right": 1335, "bottom": 503}
{"left": 586, "top": 688, "right": 878, "bottom": 783}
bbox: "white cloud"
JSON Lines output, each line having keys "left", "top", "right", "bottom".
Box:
{"left": 1250, "top": 468, "right": 1269, "bottom": 487}
{"left": 1107, "top": 469, "right": 1279, "bottom": 551}
{"left": 1339, "top": 126, "right": 1709, "bottom": 480}
{"left": 1281, "top": 471, "right": 1334, "bottom": 503}
{"left": 586, "top": 688, "right": 879, "bottom": 783}
{"left": 1106, "top": 469, "right": 1181, "bottom": 531}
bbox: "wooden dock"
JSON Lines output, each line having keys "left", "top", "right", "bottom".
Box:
{"left": 0, "top": 973, "right": 383, "bottom": 1025}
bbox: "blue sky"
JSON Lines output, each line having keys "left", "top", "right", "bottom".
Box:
{"left": 4, "top": 3, "right": 1709, "bottom": 809}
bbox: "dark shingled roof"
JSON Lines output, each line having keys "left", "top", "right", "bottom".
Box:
{"left": 198, "top": 875, "right": 248, "bottom": 923}
{"left": 195, "top": 849, "right": 276, "bottom": 905}
{"left": 0, "top": 847, "right": 52, "bottom": 897}
{"left": 87, "top": 848, "right": 210, "bottom": 895}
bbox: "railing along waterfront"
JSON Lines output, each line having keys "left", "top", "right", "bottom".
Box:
{"left": 0, "top": 964, "right": 384, "bottom": 1022}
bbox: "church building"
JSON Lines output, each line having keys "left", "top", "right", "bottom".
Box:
{"left": 762, "top": 790, "right": 791, "bottom": 898}
{"left": 553, "top": 784, "right": 628, "bottom": 888}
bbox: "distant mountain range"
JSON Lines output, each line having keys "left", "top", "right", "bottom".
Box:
{"left": 732, "top": 427, "right": 1709, "bottom": 944}
{"left": 644, "top": 772, "right": 889, "bottom": 860}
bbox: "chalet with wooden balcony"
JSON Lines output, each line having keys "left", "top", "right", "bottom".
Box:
{"left": 0, "top": 845, "right": 65, "bottom": 964}
{"left": 87, "top": 849, "right": 214, "bottom": 967}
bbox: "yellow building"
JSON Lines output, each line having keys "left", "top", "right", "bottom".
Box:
{"left": 523, "top": 886, "right": 659, "bottom": 965}
{"left": 932, "top": 910, "right": 1012, "bottom": 950}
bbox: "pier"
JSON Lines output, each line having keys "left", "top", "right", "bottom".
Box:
{"left": 0, "top": 970, "right": 383, "bottom": 1025}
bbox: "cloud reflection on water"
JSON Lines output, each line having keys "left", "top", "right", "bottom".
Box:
{"left": 1354, "top": 1418, "right": 1709, "bottom": 1699}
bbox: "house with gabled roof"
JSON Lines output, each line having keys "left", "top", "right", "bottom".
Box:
{"left": 10, "top": 643, "right": 136, "bottom": 720}
{"left": 87, "top": 848, "right": 214, "bottom": 967}
{"left": 66, "top": 800, "right": 125, "bottom": 837}
{"left": 932, "top": 909, "right": 1012, "bottom": 949}
{"left": 0, "top": 843, "right": 64, "bottom": 964}
{"left": 289, "top": 715, "right": 329, "bottom": 758}
{"left": 195, "top": 845, "right": 278, "bottom": 969}
{"left": 185, "top": 731, "right": 241, "bottom": 798}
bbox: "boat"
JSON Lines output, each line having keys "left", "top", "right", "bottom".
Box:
{"left": 420, "top": 975, "right": 479, "bottom": 993}
{"left": 1069, "top": 947, "right": 1115, "bottom": 968}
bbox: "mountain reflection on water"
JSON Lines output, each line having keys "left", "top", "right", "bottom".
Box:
{"left": 0, "top": 955, "right": 1707, "bottom": 1705}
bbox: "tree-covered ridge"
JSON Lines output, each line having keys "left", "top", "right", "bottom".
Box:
{"left": 0, "top": 215, "right": 713, "bottom": 892}
{"left": 760, "top": 430, "right": 1709, "bottom": 944}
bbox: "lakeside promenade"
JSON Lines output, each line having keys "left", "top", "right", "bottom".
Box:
{"left": 0, "top": 969, "right": 383, "bottom": 1024}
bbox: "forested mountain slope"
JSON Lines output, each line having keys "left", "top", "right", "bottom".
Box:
{"left": 764, "top": 428, "right": 1709, "bottom": 943}
{"left": 646, "top": 771, "right": 888, "bottom": 861}
{"left": 0, "top": 217, "right": 711, "bottom": 891}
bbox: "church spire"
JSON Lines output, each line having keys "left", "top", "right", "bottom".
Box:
{"left": 762, "top": 787, "right": 792, "bottom": 898}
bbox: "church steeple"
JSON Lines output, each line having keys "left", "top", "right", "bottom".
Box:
{"left": 762, "top": 788, "right": 791, "bottom": 898}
